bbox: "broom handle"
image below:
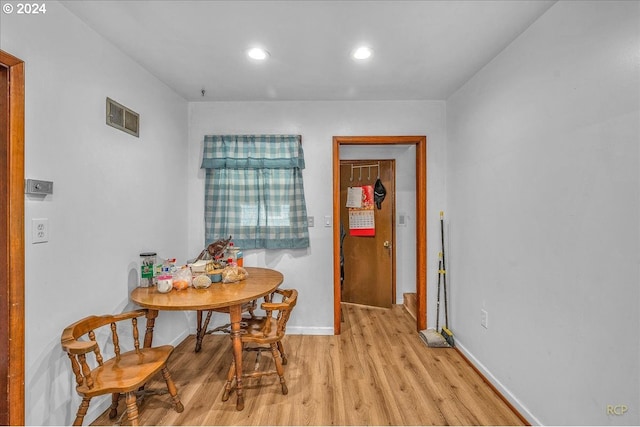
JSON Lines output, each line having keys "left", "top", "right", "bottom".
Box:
{"left": 440, "top": 211, "right": 449, "bottom": 329}
{"left": 436, "top": 256, "right": 442, "bottom": 331}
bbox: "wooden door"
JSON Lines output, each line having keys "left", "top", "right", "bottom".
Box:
{"left": 339, "top": 160, "right": 395, "bottom": 308}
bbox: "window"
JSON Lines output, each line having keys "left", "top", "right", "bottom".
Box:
{"left": 201, "top": 135, "right": 310, "bottom": 249}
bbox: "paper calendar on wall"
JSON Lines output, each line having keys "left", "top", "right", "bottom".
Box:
{"left": 347, "top": 185, "right": 375, "bottom": 236}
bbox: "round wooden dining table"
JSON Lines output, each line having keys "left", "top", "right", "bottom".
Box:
{"left": 130, "top": 267, "right": 284, "bottom": 411}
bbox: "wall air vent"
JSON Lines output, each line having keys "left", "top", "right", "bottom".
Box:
{"left": 106, "top": 97, "right": 139, "bottom": 137}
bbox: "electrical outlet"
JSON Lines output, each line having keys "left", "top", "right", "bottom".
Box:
{"left": 32, "top": 218, "right": 49, "bottom": 244}
{"left": 481, "top": 309, "right": 488, "bottom": 329}
{"left": 307, "top": 216, "right": 315, "bottom": 227}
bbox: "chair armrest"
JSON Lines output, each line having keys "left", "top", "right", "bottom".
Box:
{"left": 60, "top": 309, "right": 148, "bottom": 354}
{"left": 61, "top": 339, "right": 97, "bottom": 355}
{"left": 261, "top": 289, "right": 296, "bottom": 311}
{"left": 261, "top": 301, "right": 288, "bottom": 311}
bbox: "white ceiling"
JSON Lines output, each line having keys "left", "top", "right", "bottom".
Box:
{"left": 61, "top": 0, "right": 555, "bottom": 102}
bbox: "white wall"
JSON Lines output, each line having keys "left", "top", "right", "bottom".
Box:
{"left": 1, "top": 2, "right": 190, "bottom": 425}
{"left": 446, "top": 1, "right": 639, "bottom": 425}
{"left": 188, "top": 101, "right": 447, "bottom": 331}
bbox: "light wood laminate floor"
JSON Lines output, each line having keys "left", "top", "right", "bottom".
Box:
{"left": 91, "top": 303, "right": 526, "bottom": 426}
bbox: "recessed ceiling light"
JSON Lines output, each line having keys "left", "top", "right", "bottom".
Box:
{"left": 247, "top": 47, "right": 270, "bottom": 60}
{"left": 351, "top": 46, "right": 374, "bottom": 60}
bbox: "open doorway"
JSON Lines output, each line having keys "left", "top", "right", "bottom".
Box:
{"left": 0, "top": 50, "right": 25, "bottom": 426}
{"left": 339, "top": 159, "right": 395, "bottom": 309}
{"left": 332, "top": 136, "right": 426, "bottom": 334}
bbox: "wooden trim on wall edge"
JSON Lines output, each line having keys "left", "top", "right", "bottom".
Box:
{"left": 0, "top": 49, "right": 25, "bottom": 427}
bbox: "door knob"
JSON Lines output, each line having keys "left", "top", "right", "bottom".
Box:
{"left": 383, "top": 240, "right": 390, "bottom": 248}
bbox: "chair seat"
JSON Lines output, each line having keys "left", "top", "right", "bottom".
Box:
{"left": 62, "top": 310, "right": 183, "bottom": 425}
{"left": 77, "top": 345, "right": 174, "bottom": 397}
{"left": 242, "top": 317, "right": 280, "bottom": 341}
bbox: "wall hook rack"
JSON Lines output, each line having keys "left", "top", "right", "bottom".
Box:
{"left": 349, "top": 162, "right": 380, "bottom": 182}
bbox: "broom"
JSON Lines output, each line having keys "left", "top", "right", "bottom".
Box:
{"left": 418, "top": 252, "right": 450, "bottom": 347}
{"left": 439, "top": 211, "right": 454, "bottom": 347}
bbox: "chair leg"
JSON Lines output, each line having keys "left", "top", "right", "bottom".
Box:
{"left": 161, "top": 366, "right": 184, "bottom": 413}
{"left": 270, "top": 343, "right": 288, "bottom": 395}
{"left": 253, "top": 348, "right": 262, "bottom": 371}
{"left": 108, "top": 393, "right": 120, "bottom": 419}
{"left": 221, "top": 359, "right": 236, "bottom": 402}
{"left": 125, "top": 391, "right": 140, "bottom": 426}
{"left": 73, "top": 397, "right": 91, "bottom": 426}
{"left": 277, "top": 340, "right": 287, "bottom": 365}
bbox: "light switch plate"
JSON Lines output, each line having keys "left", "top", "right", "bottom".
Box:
{"left": 481, "top": 309, "right": 488, "bottom": 329}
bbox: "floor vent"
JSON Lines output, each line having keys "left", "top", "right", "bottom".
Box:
{"left": 106, "top": 97, "right": 139, "bottom": 137}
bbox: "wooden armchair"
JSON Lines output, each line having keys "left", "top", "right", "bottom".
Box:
{"left": 60, "top": 309, "right": 184, "bottom": 426}
{"left": 222, "top": 288, "right": 298, "bottom": 403}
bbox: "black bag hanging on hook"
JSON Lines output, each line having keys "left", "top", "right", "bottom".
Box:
{"left": 374, "top": 178, "right": 386, "bottom": 210}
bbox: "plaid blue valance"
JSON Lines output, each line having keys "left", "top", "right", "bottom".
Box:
{"left": 201, "top": 134, "right": 305, "bottom": 170}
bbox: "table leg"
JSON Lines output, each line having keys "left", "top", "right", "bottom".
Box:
{"left": 228, "top": 304, "right": 245, "bottom": 411}
{"left": 195, "top": 310, "right": 202, "bottom": 352}
{"left": 143, "top": 309, "right": 158, "bottom": 348}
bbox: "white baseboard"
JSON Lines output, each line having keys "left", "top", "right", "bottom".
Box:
{"left": 455, "top": 339, "right": 542, "bottom": 426}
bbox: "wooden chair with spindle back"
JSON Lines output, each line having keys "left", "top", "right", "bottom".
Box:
{"left": 60, "top": 309, "right": 184, "bottom": 426}
{"left": 222, "top": 288, "right": 298, "bottom": 403}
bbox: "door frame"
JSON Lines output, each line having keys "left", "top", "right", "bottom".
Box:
{"left": 0, "top": 50, "right": 25, "bottom": 425}
{"left": 333, "top": 136, "right": 426, "bottom": 334}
